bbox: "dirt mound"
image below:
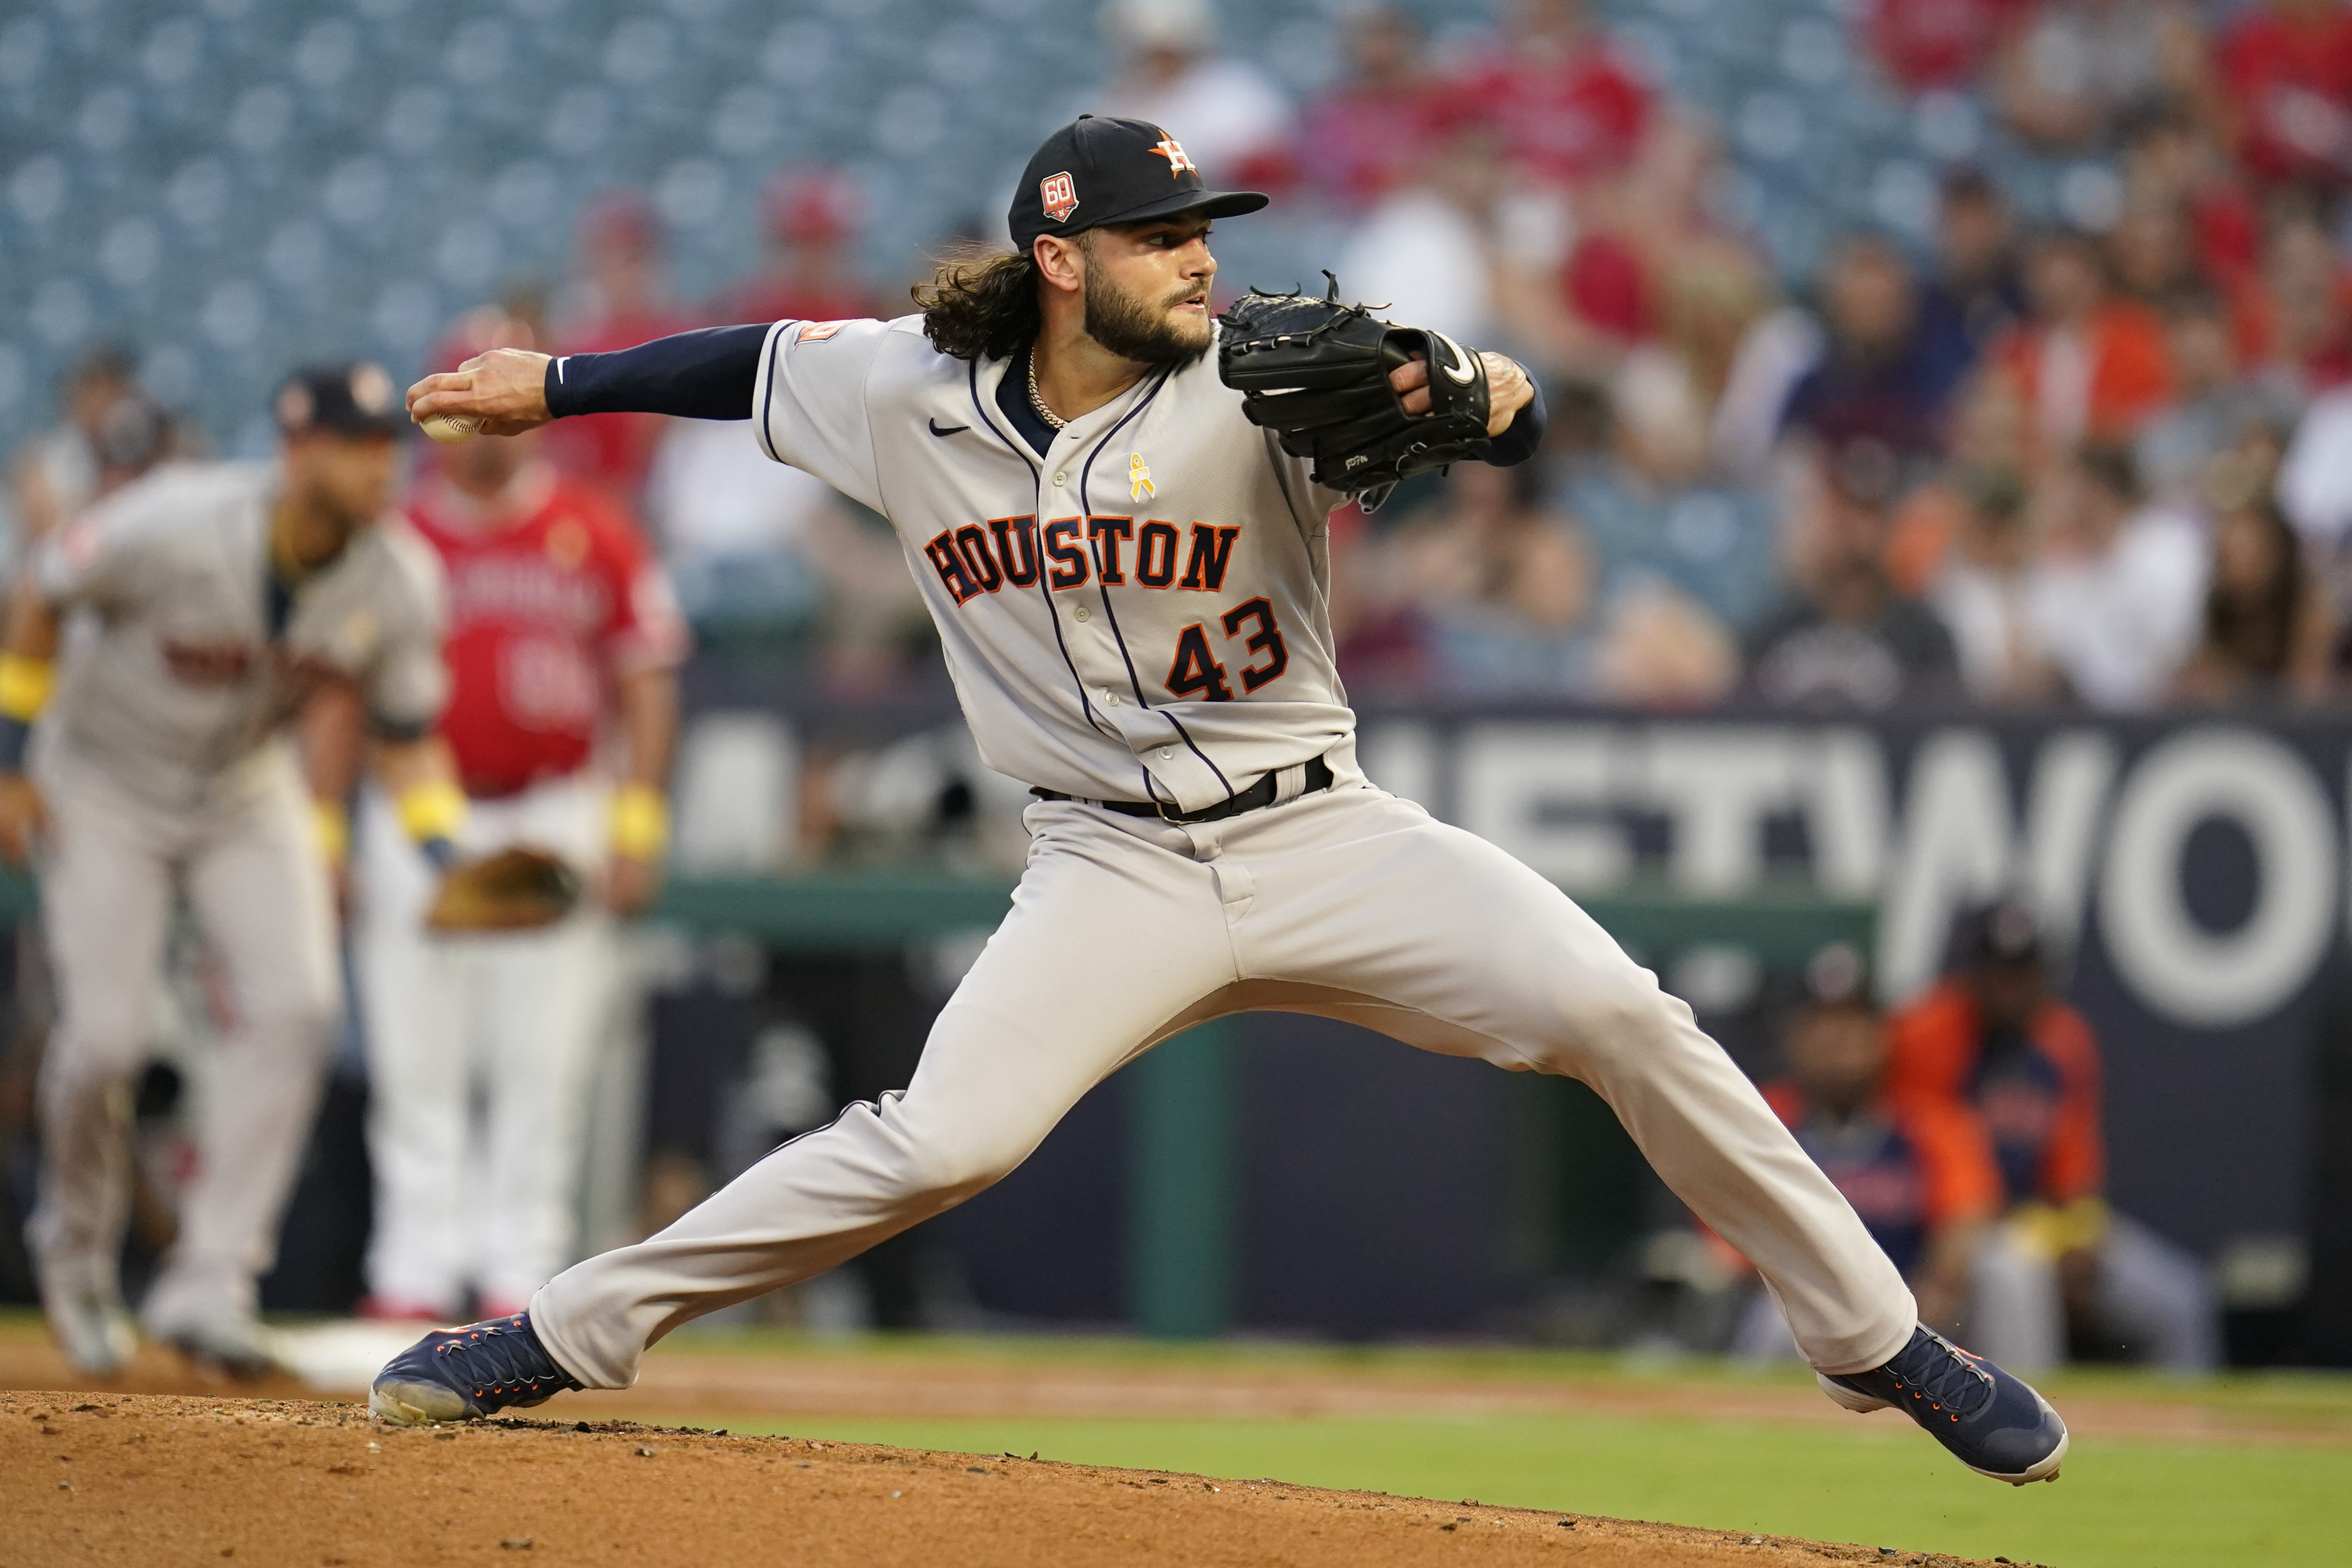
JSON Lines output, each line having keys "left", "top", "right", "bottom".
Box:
{"left": 5, "top": 1390, "right": 1997, "bottom": 1568}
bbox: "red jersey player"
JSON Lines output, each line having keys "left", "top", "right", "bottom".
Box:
{"left": 355, "top": 312, "right": 688, "bottom": 1321}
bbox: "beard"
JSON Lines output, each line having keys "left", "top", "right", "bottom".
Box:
{"left": 1082, "top": 265, "right": 1211, "bottom": 366}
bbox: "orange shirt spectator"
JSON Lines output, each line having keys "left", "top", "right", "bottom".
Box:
{"left": 1760, "top": 1080, "right": 2004, "bottom": 1278}
{"left": 1886, "top": 979, "right": 2105, "bottom": 1208}
{"left": 1997, "top": 229, "right": 2171, "bottom": 445}
{"left": 2219, "top": 0, "right": 2352, "bottom": 189}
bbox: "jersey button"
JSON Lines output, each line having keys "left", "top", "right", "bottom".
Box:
{"left": 1051, "top": 472, "right": 1067, "bottom": 486}
{"left": 1074, "top": 606, "right": 1090, "bottom": 621}
{"left": 1160, "top": 748, "right": 1173, "bottom": 760}
{"left": 1103, "top": 690, "right": 1121, "bottom": 706}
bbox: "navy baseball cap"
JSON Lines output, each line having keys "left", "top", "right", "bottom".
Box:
{"left": 1008, "top": 114, "right": 1267, "bottom": 253}
{"left": 274, "top": 362, "right": 402, "bottom": 440}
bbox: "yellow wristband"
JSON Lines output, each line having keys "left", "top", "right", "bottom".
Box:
{"left": 609, "top": 782, "right": 670, "bottom": 860}
{"left": 312, "top": 798, "right": 350, "bottom": 865}
{"left": 394, "top": 778, "right": 468, "bottom": 845}
{"left": 0, "top": 654, "right": 56, "bottom": 722}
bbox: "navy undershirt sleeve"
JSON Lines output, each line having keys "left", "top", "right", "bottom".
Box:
{"left": 542, "top": 322, "right": 773, "bottom": 421}
{"left": 1482, "top": 379, "right": 1547, "bottom": 468}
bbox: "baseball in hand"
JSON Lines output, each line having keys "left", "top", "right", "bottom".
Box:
{"left": 418, "top": 412, "right": 480, "bottom": 444}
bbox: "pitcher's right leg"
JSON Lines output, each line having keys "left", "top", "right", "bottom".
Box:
{"left": 525, "top": 802, "right": 1235, "bottom": 1392}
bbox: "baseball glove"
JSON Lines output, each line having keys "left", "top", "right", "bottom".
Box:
{"left": 1217, "top": 272, "right": 1493, "bottom": 500}
{"left": 424, "top": 846, "right": 584, "bottom": 933}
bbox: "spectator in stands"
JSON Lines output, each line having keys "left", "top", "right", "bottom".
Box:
{"left": 1915, "top": 168, "right": 2026, "bottom": 391}
{"left": 1888, "top": 901, "right": 2219, "bottom": 1372}
{"left": 2276, "top": 376, "right": 2352, "bottom": 553}
{"left": 1503, "top": 114, "right": 1764, "bottom": 378}
{"left": 1999, "top": 227, "right": 2173, "bottom": 448}
{"left": 7, "top": 346, "right": 138, "bottom": 548}
{"left": 1562, "top": 348, "right": 1781, "bottom": 640}
{"left": 1730, "top": 943, "right": 2001, "bottom": 1357}
{"left": 1884, "top": 367, "right": 2037, "bottom": 596}
{"left": 1290, "top": 5, "right": 1447, "bottom": 211}
{"left": 2217, "top": 0, "right": 2352, "bottom": 193}
{"left": 2024, "top": 442, "right": 2207, "bottom": 708}
{"left": 1083, "top": 0, "right": 1293, "bottom": 183}
{"left": 1367, "top": 461, "right": 1595, "bottom": 696}
{"left": 1928, "top": 468, "right": 2062, "bottom": 704}
{"left": 1447, "top": 0, "right": 1651, "bottom": 189}
{"left": 1336, "top": 129, "right": 1508, "bottom": 351}
{"left": 2138, "top": 287, "right": 2299, "bottom": 500}
{"left": 2244, "top": 207, "right": 2352, "bottom": 397}
{"left": 1780, "top": 233, "right": 1962, "bottom": 469}
{"left": 1744, "top": 453, "right": 1961, "bottom": 710}
{"left": 1992, "top": 0, "right": 2207, "bottom": 152}
{"left": 547, "top": 191, "right": 691, "bottom": 505}
{"left": 2120, "top": 109, "right": 2263, "bottom": 287}
{"left": 1861, "top": 0, "right": 2029, "bottom": 95}
{"left": 2175, "top": 489, "right": 2335, "bottom": 703}
{"left": 712, "top": 166, "right": 888, "bottom": 327}
{"left": 2107, "top": 197, "right": 2200, "bottom": 304}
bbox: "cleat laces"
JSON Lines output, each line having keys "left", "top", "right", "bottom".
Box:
{"left": 430, "top": 1315, "right": 576, "bottom": 1403}
{"left": 1880, "top": 1332, "right": 1996, "bottom": 1423}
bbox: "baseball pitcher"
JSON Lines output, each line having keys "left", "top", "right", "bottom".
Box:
{"left": 373, "top": 118, "right": 2068, "bottom": 1485}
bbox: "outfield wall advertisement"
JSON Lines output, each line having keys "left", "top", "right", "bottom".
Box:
{"left": 1353, "top": 707, "right": 2345, "bottom": 1258}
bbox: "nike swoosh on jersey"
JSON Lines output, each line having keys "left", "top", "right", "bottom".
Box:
{"left": 928, "top": 419, "right": 970, "bottom": 436}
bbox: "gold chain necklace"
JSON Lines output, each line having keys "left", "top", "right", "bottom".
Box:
{"left": 1026, "top": 350, "right": 1066, "bottom": 431}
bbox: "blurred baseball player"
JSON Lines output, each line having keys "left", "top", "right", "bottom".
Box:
{"left": 1888, "top": 901, "right": 2218, "bottom": 1372}
{"left": 357, "top": 313, "right": 686, "bottom": 1323}
{"left": 0, "top": 365, "right": 471, "bottom": 1377}
{"left": 1727, "top": 943, "right": 2002, "bottom": 1359}
{"left": 376, "top": 117, "right": 2067, "bottom": 1484}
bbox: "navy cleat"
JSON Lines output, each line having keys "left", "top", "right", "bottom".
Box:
{"left": 1821, "top": 1326, "right": 2069, "bottom": 1485}
{"left": 369, "top": 1312, "right": 582, "bottom": 1426}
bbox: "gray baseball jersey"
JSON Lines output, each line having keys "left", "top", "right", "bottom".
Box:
{"left": 35, "top": 459, "right": 447, "bottom": 807}
{"left": 751, "top": 315, "right": 1354, "bottom": 813}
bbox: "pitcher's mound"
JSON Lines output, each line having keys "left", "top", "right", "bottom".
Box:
{"left": 6, "top": 1390, "right": 1992, "bottom": 1567}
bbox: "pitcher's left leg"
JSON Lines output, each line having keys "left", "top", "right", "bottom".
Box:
{"left": 1233, "top": 789, "right": 1912, "bottom": 1374}
{"left": 1231, "top": 788, "right": 2066, "bottom": 1480}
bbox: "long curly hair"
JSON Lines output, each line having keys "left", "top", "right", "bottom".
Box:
{"left": 911, "top": 243, "right": 1042, "bottom": 362}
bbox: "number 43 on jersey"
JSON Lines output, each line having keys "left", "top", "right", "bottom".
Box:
{"left": 1168, "top": 597, "right": 1286, "bottom": 701}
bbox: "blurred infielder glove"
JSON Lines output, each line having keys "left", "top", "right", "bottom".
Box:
{"left": 1217, "top": 272, "right": 1493, "bottom": 501}
{"left": 424, "top": 846, "right": 583, "bottom": 933}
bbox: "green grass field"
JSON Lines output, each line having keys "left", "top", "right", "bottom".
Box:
{"left": 631, "top": 1336, "right": 2352, "bottom": 1568}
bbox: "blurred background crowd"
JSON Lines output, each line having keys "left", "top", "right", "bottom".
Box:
{"left": 19, "top": 0, "right": 2352, "bottom": 714}
{"left": 5, "top": 0, "right": 2352, "bottom": 1366}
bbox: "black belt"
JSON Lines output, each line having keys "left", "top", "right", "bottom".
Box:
{"left": 1032, "top": 755, "right": 1334, "bottom": 824}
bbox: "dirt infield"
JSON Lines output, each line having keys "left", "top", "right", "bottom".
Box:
{"left": 4, "top": 1391, "right": 2003, "bottom": 1568}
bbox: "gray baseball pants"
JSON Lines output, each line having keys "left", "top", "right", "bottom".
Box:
{"left": 26, "top": 739, "right": 339, "bottom": 1332}
{"left": 534, "top": 784, "right": 1914, "bottom": 1384}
